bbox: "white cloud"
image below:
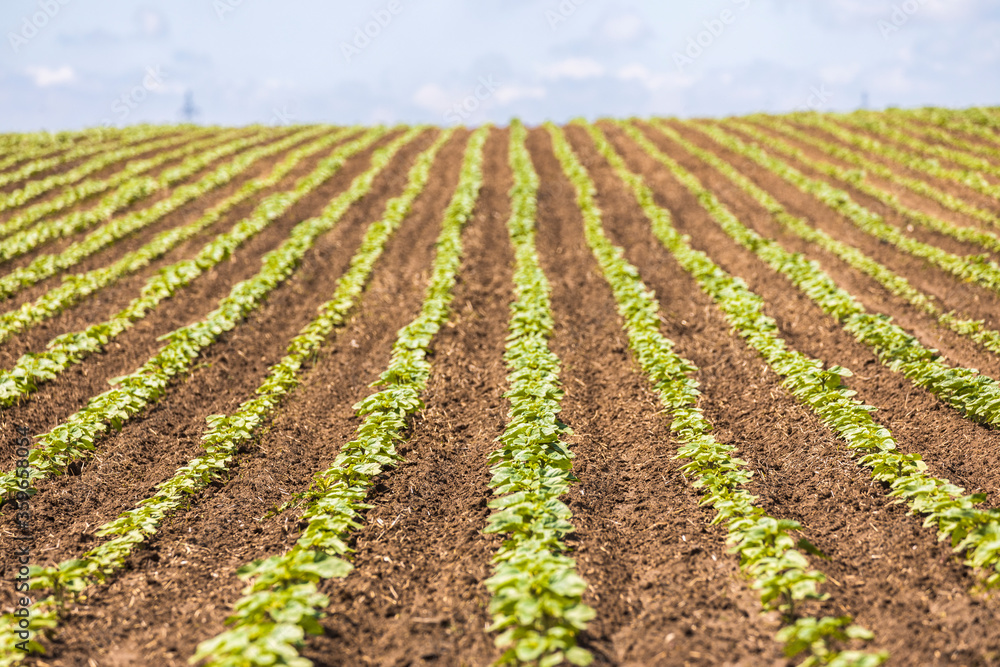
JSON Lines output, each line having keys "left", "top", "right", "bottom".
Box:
{"left": 601, "top": 13, "right": 644, "bottom": 42}
{"left": 814, "top": 0, "right": 990, "bottom": 25}
{"left": 820, "top": 63, "right": 861, "bottom": 85}
{"left": 870, "top": 65, "right": 916, "bottom": 95}
{"left": 539, "top": 57, "right": 605, "bottom": 80}
{"left": 615, "top": 63, "right": 690, "bottom": 91}
{"left": 412, "top": 83, "right": 452, "bottom": 111}
{"left": 136, "top": 8, "right": 169, "bottom": 38}
{"left": 495, "top": 84, "right": 546, "bottom": 105}
{"left": 25, "top": 66, "right": 75, "bottom": 87}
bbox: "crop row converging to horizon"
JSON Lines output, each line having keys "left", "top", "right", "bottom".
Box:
{"left": 1, "top": 106, "right": 1000, "bottom": 666}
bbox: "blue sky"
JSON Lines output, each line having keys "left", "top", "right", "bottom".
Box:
{"left": 1, "top": 0, "right": 998, "bottom": 130}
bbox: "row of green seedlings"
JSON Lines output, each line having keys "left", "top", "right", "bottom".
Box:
{"left": 0, "top": 126, "right": 140, "bottom": 156}
{"left": 0, "top": 126, "right": 237, "bottom": 240}
{"left": 550, "top": 120, "right": 886, "bottom": 666}
{"left": 840, "top": 111, "right": 1000, "bottom": 184}
{"left": 0, "top": 129, "right": 153, "bottom": 189}
{"left": 690, "top": 121, "right": 1000, "bottom": 306}
{"left": 0, "top": 127, "right": 111, "bottom": 148}
{"left": 793, "top": 114, "right": 1000, "bottom": 203}
{"left": 887, "top": 112, "right": 1000, "bottom": 165}
{"left": 0, "top": 128, "right": 118, "bottom": 173}
{"left": 191, "top": 126, "right": 489, "bottom": 667}
{"left": 664, "top": 120, "right": 1000, "bottom": 357}
{"left": 0, "top": 130, "right": 110, "bottom": 172}
{"left": 0, "top": 126, "right": 421, "bottom": 499}
{"left": 960, "top": 107, "right": 1000, "bottom": 128}
{"left": 826, "top": 111, "right": 1000, "bottom": 188}
{"left": 0, "top": 127, "right": 456, "bottom": 667}
{"left": 0, "top": 126, "right": 353, "bottom": 348}
{"left": 0, "top": 126, "right": 218, "bottom": 220}
{"left": 0, "top": 127, "right": 379, "bottom": 406}
{"left": 604, "top": 120, "right": 1000, "bottom": 590}
{"left": 0, "top": 127, "right": 279, "bottom": 264}
{"left": 0, "top": 126, "right": 275, "bottom": 261}
{"left": 638, "top": 120, "right": 1000, "bottom": 438}
{"left": 890, "top": 108, "right": 1000, "bottom": 155}
{"left": 738, "top": 117, "right": 1000, "bottom": 256}
{"left": 0, "top": 126, "right": 178, "bottom": 186}
{"left": 0, "top": 129, "right": 86, "bottom": 153}
{"left": 916, "top": 106, "right": 1000, "bottom": 132}
{"left": 483, "top": 120, "right": 594, "bottom": 667}
{"left": 758, "top": 114, "right": 1000, "bottom": 231}
{"left": 0, "top": 126, "right": 326, "bottom": 301}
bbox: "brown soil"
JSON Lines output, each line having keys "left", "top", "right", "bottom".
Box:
{"left": 19, "top": 128, "right": 470, "bottom": 666}
{"left": 904, "top": 119, "right": 1000, "bottom": 161}
{"left": 529, "top": 127, "right": 785, "bottom": 666}
{"left": 725, "top": 120, "right": 1000, "bottom": 261}
{"left": 0, "top": 139, "right": 101, "bottom": 179}
{"left": 0, "top": 127, "right": 433, "bottom": 525}
{"left": 577, "top": 122, "right": 1000, "bottom": 665}
{"left": 2, "top": 120, "right": 999, "bottom": 667}
{"left": 621, "top": 120, "right": 1000, "bottom": 504}
{"left": 301, "top": 126, "right": 513, "bottom": 667}
{"left": 789, "top": 119, "right": 1000, "bottom": 218}
{"left": 0, "top": 129, "right": 294, "bottom": 282}
{"left": 0, "top": 130, "right": 398, "bottom": 463}
{"left": 0, "top": 129, "right": 225, "bottom": 226}
{"left": 0, "top": 129, "right": 192, "bottom": 197}
{"left": 674, "top": 120, "right": 1000, "bottom": 387}
{"left": 664, "top": 120, "right": 1000, "bottom": 338}
{"left": 0, "top": 128, "right": 355, "bottom": 366}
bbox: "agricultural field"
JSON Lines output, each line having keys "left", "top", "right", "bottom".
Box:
{"left": 0, "top": 107, "right": 999, "bottom": 666}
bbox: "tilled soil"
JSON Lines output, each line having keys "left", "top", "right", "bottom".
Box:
{"left": 0, "top": 128, "right": 343, "bottom": 364}
{"left": 302, "top": 126, "right": 513, "bottom": 667}
{"left": 668, "top": 121, "right": 1000, "bottom": 384}
{"left": 0, "top": 130, "right": 281, "bottom": 278}
{"left": 0, "top": 129, "right": 232, "bottom": 228}
{"left": 0, "top": 129, "right": 194, "bottom": 198}
{"left": 622, "top": 121, "right": 1000, "bottom": 505}
{"left": 789, "top": 120, "right": 1000, "bottom": 219}
{"left": 726, "top": 121, "right": 1000, "bottom": 259}
{"left": 0, "top": 130, "right": 401, "bottom": 464}
{"left": 0, "top": 128, "right": 439, "bottom": 568}
{"left": 0, "top": 128, "right": 318, "bottom": 313}
{"left": 579, "top": 122, "right": 1000, "bottom": 665}
{"left": 666, "top": 121, "right": 1000, "bottom": 335}
{"left": 3, "top": 120, "right": 1000, "bottom": 667}
{"left": 529, "top": 127, "right": 784, "bottom": 667}
{"left": 23, "top": 128, "right": 469, "bottom": 666}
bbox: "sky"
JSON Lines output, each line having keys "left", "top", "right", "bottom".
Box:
{"left": 0, "top": 0, "right": 998, "bottom": 131}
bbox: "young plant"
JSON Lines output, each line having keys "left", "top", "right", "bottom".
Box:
{"left": 579, "top": 120, "right": 1000, "bottom": 594}
{"left": 550, "top": 120, "right": 886, "bottom": 667}
{"left": 483, "top": 120, "right": 594, "bottom": 667}
{"left": 0, "top": 126, "right": 420, "bottom": 498}
{"left": 0, "top": 125, "right": 342, "bottom": 338}
{"left": 191, "top": 126, "right": 490, "bottom": 667}
{"left": 0, "top": 128, "right": 456, "bottom": 667}
{"left": 0, "top": 128, "right": 375, "bottom": 405}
